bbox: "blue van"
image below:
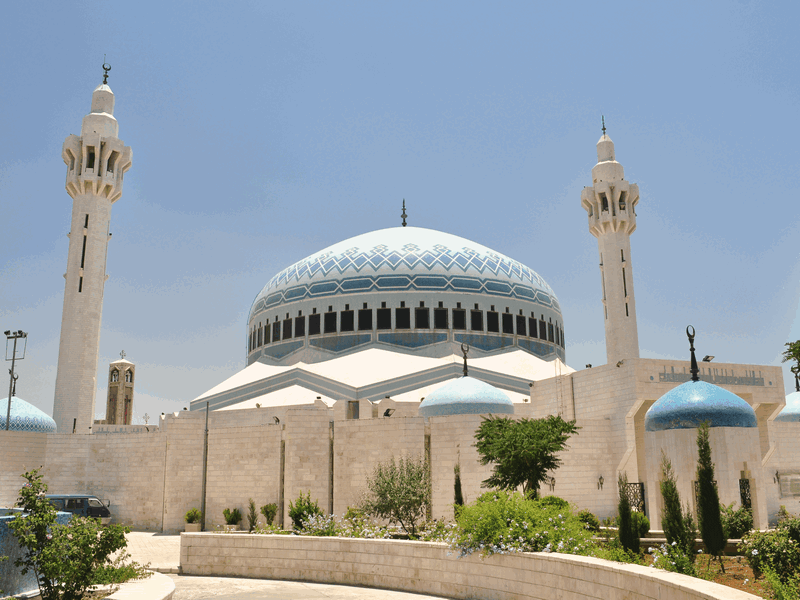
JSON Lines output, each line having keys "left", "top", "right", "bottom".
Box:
{"left": 45, "top": 495, "right": 111, "bottom": 525}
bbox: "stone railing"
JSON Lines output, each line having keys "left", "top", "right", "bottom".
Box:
{"left": 180, "top": 533, "right": 759, "bottom": 600}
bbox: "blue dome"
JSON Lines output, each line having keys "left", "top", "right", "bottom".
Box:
{"left": 0, "top": 397, "right": 57, "bottom": 433}
{"left": 644, "top": 380, "right": 757, "bottom": 432}
{"left": 419, "top": 376, "right": 514, "bottom": 417}
{"left": 775, "top": 390, "right": 800, "bottom": 422}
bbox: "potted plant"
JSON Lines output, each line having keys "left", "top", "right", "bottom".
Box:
{"left": 184, "top": 507, "right": 202, "bottom": 532}
{"left": 223, "top": 507, "right": 242, "bottom": 532}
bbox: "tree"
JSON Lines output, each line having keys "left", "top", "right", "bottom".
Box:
{"left": 659, "top": 451, "right": 696, "bottom": 562}
{"left": 782, "top": 340, "right": 800, "bottom": 389}
{"left": 474, "top": 415, "right": 578, "bottom": 499}
{"left": 617, "top": 472, "right": 639, "bottom": 554}
{"left": 9, "top": 469, "right": 146, "bottom": 600}
{"left": 454, "top": 463, "right": 464, "bottom": 509}
{"left": 696, "top": 421, "right": 727, "bottom": 571}
{"left": 361, "top": 455, "right": 430, "bottom": 536}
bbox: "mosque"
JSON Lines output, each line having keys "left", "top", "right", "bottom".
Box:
{"left": 2, "top": 73, "right": 800, "bottom": 534}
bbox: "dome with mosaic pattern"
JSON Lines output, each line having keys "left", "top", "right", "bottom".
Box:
{"left": 246, "top": 227, "right": 566, "bottom": 365}
{"left": 0, "top": 397, "right": 57, "bottom": 433}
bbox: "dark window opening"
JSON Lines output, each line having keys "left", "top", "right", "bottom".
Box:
{"left": 78, "top": 276, "right": 83, "bottom": 293}
{"left": 312, "top": 307, "right": 317, "bottom": 314}
{"left": 347, "top": 400, "right": 360, "bottom": 420}
{"left": 264, "top": 324, "right": 270, "bottom": 344}
{"left": 516, "top": 315, "right": 527, "bottom": 337}
{"left": 600, "top": 193, "right": 608, "bottom": 212}
{"left": 438, "top": 301, "right": 444, "bottom": 308}
{"left": 340, "top": 310, "right": 355, "bottom": 332}
{"left": 377, "top": 308, "right": 391, "bottom": 330}
{"left": 381, "top": 302, "right": 387, "bottom": 308}
{"left": 249, "top": 332, "right": 253, "bottom": 352}
{"left": 395, "top": 307, "right": 411, "bottom": 329}
{"left": 560, "top": 327, "right": 565, "bottom": 347}
{"left": 283, "top": 319, "right": 293, "bottom": 339}
{"left": 548, "top": 323, "right": 554, "bottom": 342}
{"left": 84, "top": 214, "right": 89, "bottom": 228}
{"left": 419, "top": 301, "right": 425, "bottom": 308}
{"left": 470, "top": 310, "right": 483, "bottom": 331}
{"left": 86, "top": 147, "right": 96, "bottom": 170}
{"left": 456, "top": 302, "right": 462, "bottom": 309}
{"left": 358, "top": 309, "right": 373, "bottom": 330}
{"left": 626, "top": 302, "right": 629, "bottom": 317}
{"left": 272, "top": 322, "right": 281, "bottom": 342}
{"left": 555, "top": 326, "right": 560, "bottom": 346}
{"left": 434, "top": 308, "right": 448, "bottom": 329}
{"left": 452, "top": 309, "right": 466, "bottom": 330}
{"left": 324, "top": 311, "right": 337, "bottom": 333}
{"left": 80, "top": 235, "right": 87, "bottom": 268}
{"left": 257, "top": 328, "right": 262, "bottom": 347}
{"left": 107, "top": 151, "right": 118, "bottom": 173}
{"left": 619, "top": 191, "right": 627, "bottom": 211}
{"left": 487, "top": 311, "right": 499, "bottom": 333}
{"left": 415, "top": 307, "right": 430, "bottom": 329}
{"left": 502, "top": 313, "right": 514, "bottom": 334}
{"left": 309, "top": 314, "right": 321, "bottom": 336}
{"left": 295, "top": 316, "right": 305, "bottom": 338}
{"left": 539, "top": 319, "right": 547, "bottom": 340}
{"left": 622, "top": 267, "right": 628, "bottom": 297}
{"left": 400, "top": 301, "right": 406, "bottom": 308}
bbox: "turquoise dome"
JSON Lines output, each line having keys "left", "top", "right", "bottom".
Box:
{"left": 644, "top": 380, "right": 757, "bottom": 432}
{"left": 0, "top": 397, "right": 57, "bottom": 433}
{"left": 419, "top": 376, "right": 514, "bottom": 417}
{"left": 775, "top": 390, "right": 800, "bottom": 422}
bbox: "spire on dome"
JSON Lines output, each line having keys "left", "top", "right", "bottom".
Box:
{"left": 687, "top": 326, "right": 700, "bottom": 382}
{"left": 102, "top": 56, "right": 111, "bottom": 85}
{"left": 401, "top": 199, "right": 407, "bottom": 227}
{"left": 461, "top": 343, "right": 469, "bottom": 377}
{"left": 602, "top": 115, "right": 606, "bottom": 136}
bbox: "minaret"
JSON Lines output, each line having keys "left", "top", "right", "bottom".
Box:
{"left": 53, "top": 64, "right": 132, "bottom": 434}
{"left": 580, "top": 123, "right": 640, "bottom": 365}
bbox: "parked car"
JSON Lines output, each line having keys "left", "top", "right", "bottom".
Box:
{"left": 45, "top": 494, "right": 111, "bottom": 525}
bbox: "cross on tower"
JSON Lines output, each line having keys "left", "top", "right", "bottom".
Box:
{"left": 120, "top": 350, "right": 126, "bottom": 360}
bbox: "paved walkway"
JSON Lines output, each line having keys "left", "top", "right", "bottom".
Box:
{"left": 125, "top": 532, "right": 451, "bottom": 599}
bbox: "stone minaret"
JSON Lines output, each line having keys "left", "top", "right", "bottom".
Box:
{"left": 53, "top": 68, "right": 132, "bottom": 434}
{"left": 104, "top": 353, "right": 135, "bottom": 425}
{"left": 581, "top": 127, "right": 640, "bottom": 365}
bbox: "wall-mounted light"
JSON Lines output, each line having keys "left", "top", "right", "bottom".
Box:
{"left": 616, "top": 360, "right": 624, "bottom": 367}
{"left": 598, "top": 475, "right": 604, "bottom": 490}
{"left": 255, "top": 403, "right": 261, "bottom": 408}
{"left": 383, "top": 408, "right": 395, "bottom": 417}
{"left": 702, "top": 355, "right": 715, "bottom": 362}
{"left": 585, "top": 364, "right": 592, "bottom": 369}
{"left": 273, "top": 416, "right": 280, "bottom": 424}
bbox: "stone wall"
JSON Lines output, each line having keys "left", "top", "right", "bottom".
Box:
{"left": 0, "top": 431, "right": 47, "bottom": 506}
{"left": 180, "top": 534, "right": 761, "bottom": 600}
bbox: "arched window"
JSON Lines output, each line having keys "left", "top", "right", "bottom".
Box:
{"left": 125, "top": 370, "right": 133, "bottom": 383}
{"left": 111, "top": 369, "right": 119, "bottom": 383}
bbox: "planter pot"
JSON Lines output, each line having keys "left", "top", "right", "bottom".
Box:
{"left": 223, "top": 523, "right": 240, "bottom": 532}
{"left": 185, "top": 522, "right": 201, "bottom": 532}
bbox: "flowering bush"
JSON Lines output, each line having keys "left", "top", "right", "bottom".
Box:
{"left": 649, "top": 542, "right": 697, "bottom": 577}
{"left": 740, "top": 528, "right": 800, "bottom": 583}
{"left": 450, "top": 490, "right": 594, "bottom": 557}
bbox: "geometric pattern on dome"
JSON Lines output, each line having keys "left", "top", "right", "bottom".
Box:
{"left": 0, "top": 397, "right": 57, "bottom": 433}
{"left": 644, "top": 380, "right": 757, "bottom": 432}
{"left": 252, "top": 273, "right": 560, "bottom": 316}
{"left": 251, "top": 227, "right": 559, "bottom": 316}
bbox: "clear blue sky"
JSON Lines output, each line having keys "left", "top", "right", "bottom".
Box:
{"left": 1, "top": 1, "right": 798, "bottom": 421}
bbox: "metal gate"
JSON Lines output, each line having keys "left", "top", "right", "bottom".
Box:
{"left": 625, "top": 482, "right": 646, "bottom": 514}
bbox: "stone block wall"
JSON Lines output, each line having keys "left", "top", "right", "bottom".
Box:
{"left": 0, "top": 432, "right": 47, "bottom": 506}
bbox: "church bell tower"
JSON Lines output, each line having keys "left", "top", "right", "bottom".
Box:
{"left": 53, "top": 65, "right": 132, "bottom": 434}
{"left": 581, "top": 124, "right": 640, "bottom": 365}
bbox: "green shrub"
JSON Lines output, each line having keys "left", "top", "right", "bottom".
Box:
{"left": 696, "top": 422, "right": 726, "bottom": 564}
{"left": 536, "top": 495, "right": 570, "bottom": 510}
{"left": 631, "top": 511, "right": 650, "bottom": 538}
{"left": 453, "top": 463, "right": 464, "bottom": 510}
{"left": 222, "top": 507, "right": 242, "bottom": 525}
{"left": 740, "top": 527, "right": 800, "bottom": 583}
{"left": 260, "top": 503, "right": 277, "bottom": 525}
{"left": 649, "top": 542, "right": 697, "bottom": 577}
{"left": 288, "top": 491, "right": 323, "bottom": 531}
{"left": 777, "top": 505, "right": 793, "bottom": 523}
{"left": 247, "top": 498, "right": 258, "bottom": 532}
{"left": 659, "top": 452, "right": 696, "bottom": 562}
{"left": 361, "top": 455, "right": 430, "bottom": 536}
{"left": 577, "top": 509, "right": 600, "bottom": 532}
{"left": 184, "top": 508, "right": 202, "bottom": 524}
{"left": 763, "top": 566, "right": 800, "bottom": 600}
{"left": 592, "top": 538, "right": 642, "bottom": 564}
{"left": 617, "top": 473, "right": 639, "bottom": 555}
{"left": 451, "top": 490, "right": 595, "bottom": 557}
{"left": 720, "top": 503, "right": 753, "bottom": 539}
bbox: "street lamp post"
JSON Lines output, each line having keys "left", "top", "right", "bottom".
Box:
{"left": 5, "top": 330, "right": 28, "bottom": 431}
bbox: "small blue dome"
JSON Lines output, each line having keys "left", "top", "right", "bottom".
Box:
{"left": 645, "top": 380, "right": 757, "bottom": 432}
{"left": 0, "top": 397, "right": 57, "bottom": 433}
{"left": 419, "top": 376, "right": 514, "bottom": 417}
{"left": 775, "top": 391, "right": 800, "bottom": 422}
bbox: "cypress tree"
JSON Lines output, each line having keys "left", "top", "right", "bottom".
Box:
{"left": 617, "top": 472, "right": 639, "bottom": 554}
{"left": 453, "top": 463, "right": 464, "bottom": 509}
{"left": 696, "top": 421, "right": 727, "bottom": 571}
{"left": 660, "top": 451, "right": 695, "bottom": 561}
